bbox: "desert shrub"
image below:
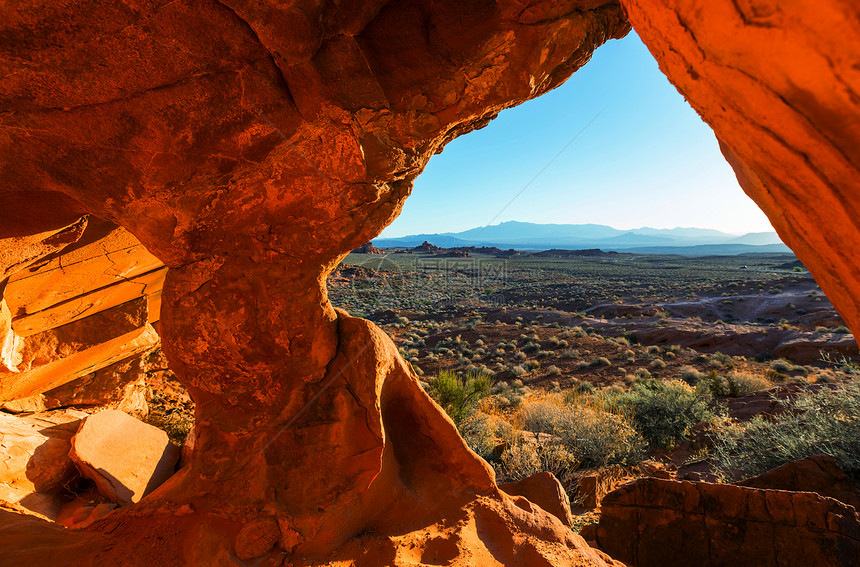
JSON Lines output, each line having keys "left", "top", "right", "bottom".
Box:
{"left": 428, "top": 370, "right": 493, "bottom": 427}
{"left": 510, "top": 365, "right": 528, "bottom": 377}
{"left": 634, "top": 368, "right": 651, "bottom": 380}
{"left": 589, "top": 357, "right": 611, "bottom": 368}
{"left": 547, "top": 365, "right": 562, "bottom": 376}
{"left": 498, "top": 441, "right": 578, "bottom": 488}
{"left": 146, "top": 412, "right": 193, "bottom": 445}
{"left": 514, "top": 351, "right": 527, "bottom": 361}
{"left": 770, "top": 359, "right": 793, "bottom": 373}
{"left": 611, "top": 381, "right": 717, "bottom": 448}
{"left": 524, "top": 360, "right": 540, "bottom": 371}
{"left": 561, "top": 348, "right": 580, "bottom": 359}
{"left": 711, "top": 352, "right": 731, "bottom": 364}
{"left": 546, "top": 336, "right": 561, "bottom": 348}
{"left": 833, "top": 326, "right": 852, "bottom": 334}
{"left": 518, "top": 395, "right": 645, "bottom": 469}
{"left": 679, "top": 365, "right": 706, "bottom": 385}
{"left": 712, "top": 384, "right": 860, "bottom": 483}
{"left": 459, "top": 411, "right": 508, "bottom": 460}
{"left": 649, "top": 358, "right": 666, "bottom": 370}
{"left": 523, "top": 343, "right": 540, "bottom": 355}
{"left": 705, "top": 371, "right": 770, "bottom": 398}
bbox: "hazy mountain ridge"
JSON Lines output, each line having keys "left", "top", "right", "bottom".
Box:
{"left": 374, "top": 221, "right": 789, "bottom": 255}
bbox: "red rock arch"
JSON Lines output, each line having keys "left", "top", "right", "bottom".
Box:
{"left": 0, "top": 0, "right": 858, "bottom": 564}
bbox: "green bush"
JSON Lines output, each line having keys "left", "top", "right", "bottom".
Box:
{"left": 612, "top": 380, "right": 717, "bottom": 448}
{"left": 712, "top": 384, "right": 860, "bottom": 483}
{"left": 428, "top": 370, "right": 493, "bottom": 427}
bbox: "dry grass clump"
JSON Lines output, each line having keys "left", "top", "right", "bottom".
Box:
{"left": 516, "top": 393, "right": 645, "bottom": 469}
{"left": 706, "top": 371, "right": 771, "bottom": 398}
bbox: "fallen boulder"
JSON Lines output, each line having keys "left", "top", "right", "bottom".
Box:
{"left": 499, "top": 471, "right": 574, "bottom": 527}
{"left": 573, "top": 465, "right": 630, "bottom": 509}
{"left": 597, "top": 478, "right": 860, "bottom": 566}
{"left": 69, "top": 410, "right": 180, "bottom": 505}
{"left": 0, "top": 409, "right": 85, "bottom": 492}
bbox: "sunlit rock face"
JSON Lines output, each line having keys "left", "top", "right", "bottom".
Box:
{"left": 0, "top": 0, "right": 630, "bottom": 564}
{"left": 622, "top": 0, "right": 860, "bottom": 335}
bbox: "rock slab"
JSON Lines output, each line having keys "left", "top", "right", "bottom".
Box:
{"left": 69, "top": 410, "right": 179, "bottom": 505}
{"left": 0, "top": 409, "right": 85, "bottom": 492}
{"left": 500, "top": 471, "right": 575, "bottom": 527}
{"left": 597, "top": 477, "right": 860, "bottom": 567}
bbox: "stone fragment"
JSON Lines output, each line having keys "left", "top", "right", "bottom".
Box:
{"left": 0, "top": 409, "right": 86, "bottom": 492}
{"left": 573, "top": 465, "right": 629, "bottom": 509}
{"left": 234, "top": 517, "right": 280, "bottom": 560}
{"left": 69, "top": 410, "right": 180, "bottom": 505}
{"left": 500, "top": 471, "right": 575, "bottom": 527}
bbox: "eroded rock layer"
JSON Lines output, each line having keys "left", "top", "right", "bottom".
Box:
{"left": 1, "top": 215, "right": 164, "bottom": 413}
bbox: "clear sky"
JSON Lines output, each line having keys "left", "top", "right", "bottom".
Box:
{"left": 379, "top": 31, "right": 775, "bottom": 238}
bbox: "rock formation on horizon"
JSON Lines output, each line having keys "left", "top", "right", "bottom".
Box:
{"left": 0, "top": 0, "right": 858, "bottom": 565}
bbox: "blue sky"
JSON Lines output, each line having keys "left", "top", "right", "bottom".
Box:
{"left": 379, "top": 31, "right": 775, "bottom": 238}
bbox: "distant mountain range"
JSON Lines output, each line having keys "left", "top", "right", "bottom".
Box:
{"left": 373, "top": 221, "right": 790, "bottom": 255}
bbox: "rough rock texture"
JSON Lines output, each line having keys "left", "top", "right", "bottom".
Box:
{"left": 69, "top": 410, "right": 180, "bottom": 506}
{"left": 596, "top": 478, "right": 860, "bottom": 566}
{"left": 0, "top": 0, "right": 631, "bottom": 564}
{"left": 622, "top": 0, "right": 860, "bottom": 336}
{"left": 737, "top": 454, "right": 860, "bottom": 511}
{"left": 500, "top": 471, "right": 575, "bottom": 527}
